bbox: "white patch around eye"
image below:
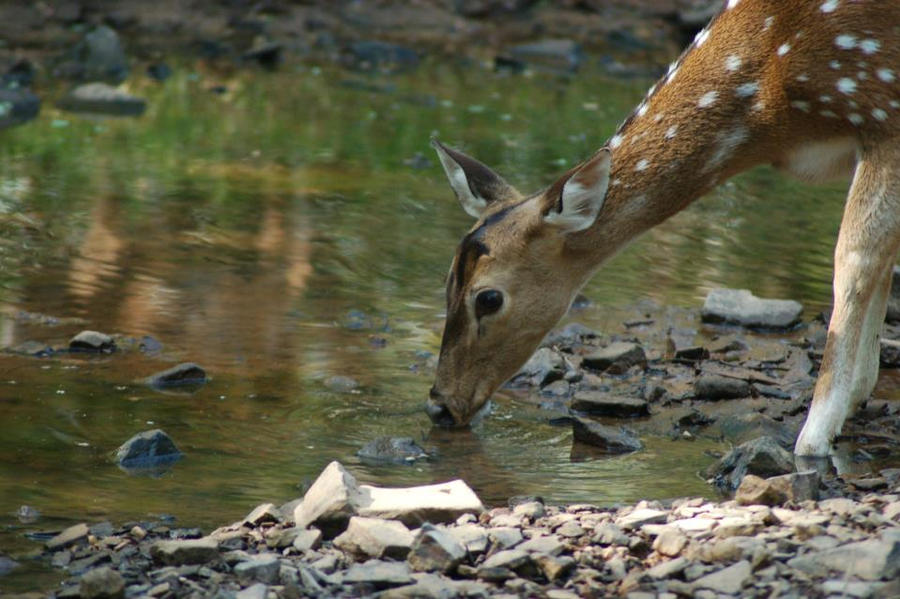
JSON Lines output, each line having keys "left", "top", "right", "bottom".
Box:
{"left": 859, "top": 39, "right": 880, "bottom": 54}
{"left": 725, "top": 55, "right": 742, "bottom": 71}
{"left": 665, "top": 125, "right": 678, "bottom": 139}
{"left": 698, "top": 91, "right": 718, "bottom": 107}
{"left": 848, "top": 113, "right": 863, "bottom": 125}
{"left": 735, "top": 81, "right": 759, "bottom": 97}
{"left": 872, "top": 108, "right": 888, "bottom": 121}
{"left": 777, "top": 43, "right": 790, "bottom": 56}
{"left": 820, "top": 0, "right": 838, "bottom": 12}
{"left": 635, "top": 159, "right": 649, "bottom": 171}
{"left": 837, "top": 78, "right": 857, "bottom": 94}
{"left": 609, "top": 134, "right": 624, "bottom": 149}
{"left": 835, "top": 34, "right": 857, "bottom": 49}
{"left": 877, "top": 68, "right": 895, "bottom": 82}
{"left": 791, "top": 101, "right": 811, "bottom": 112}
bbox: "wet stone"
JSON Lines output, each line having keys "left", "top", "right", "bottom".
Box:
{"left": 324, "top": 375, "right": 359, "bottom": 393}
{"left": 694, "top": 375, "right": 750, "bottom": 400}
{"left": 144, "top": 363, "right": 207, "bottom": 389}
{"left": 357, "top": 437, "right": 429, "bottom": 464}
{"left": 572, "top": 417, "right": 643, "bottom": 453}
{"left": 570, "top": 392, "right": 650, "bottom": 418}
{"left": 707, "top": 436, "right": 794, "bottom": 492}
{"left": 17, "top": 504, "right": 40, "bottom": 523}
{"left": 0, "top": 556, "right": 19, "bottom": 576}
{"left": 515, "top": 347, "right": 566, "bottom": 386}
{"left": 582, "top": 342, "right": 647, "bottom": 374}
{"left": 69, "top": 330, "right": 116, "bottom": 352}
{"left": 79, "top": 566, "right": 125, "bottom": 599}
{"left": 114, "top": 429, "right": 183, "bottom": 470}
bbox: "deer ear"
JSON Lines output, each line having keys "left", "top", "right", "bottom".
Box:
{"left": 542, "top": 148, "right": 610, "bottom": 233}
{"left": 431, "top": 138, "right": 519, "bottom": 219}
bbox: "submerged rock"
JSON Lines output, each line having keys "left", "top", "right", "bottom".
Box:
{"left": 357, "top": 437, "right": 429, "bottom": 464}
{"left": 57, "top": 83, "right": 147, "bottom": 116}
{"left": 515, "top": 347, "right": 567, "bottom": 387}
{"left": 144, "top": 363, "right": 207, "bottom": 389}
{"left": 0, "top": 556, "right": 19, "bottom": 576}
{"left": 571, "top": 417, "right": 642, "bottom": 453}
{"left": 701, "top": 288, "right": 803, "bottom": 329}
{"left": 114, "top": 429, "right": 183, "bottom": 471}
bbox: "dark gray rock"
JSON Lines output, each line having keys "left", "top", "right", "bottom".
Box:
{"left": 407, "top": 523, "right": 466, "bottom": 573}
{"left": 694, "top": 375, "right": 750, "bottom": 400}
{"left": 716, "top": 412, "right": 796, "bottom": 449}
{"left": 114, "top": 429, "right": 182, "bottom": 470}
{"left": 570, "top": 392, "right": 650, "bottom": 418}
{"left": 0, "top": 87, "right": 40, "bottom": 130}
{"left": 57, "top": 83, "right": 147, "bottom": 117}
{"left": 571, "top": 417, "right": 642, "bottom": 453}
{"left": 58, "top": 25, "right": 129, "bottom": 83}
{"left": 150, "top": 538, "right": 219, "bottom": 565}
{"left": 69, "top": 330, "right": 116, "bottom": 352}
{"left": 498, "top": 39, "right": 582, "bottom": 73}
{"left": 144, "top": 363, "right": 207, "bottom": 389}
{"left": 79, "top": 566, "right": 125, "bottom": 599}
{"left": 0, "top": 556, "right": 19, "bottom": 576}
{"left": 582, "top": 342, "right": 646, "bottom": 374}
{"left": 357, "top": 437, "right": 429, "bottom": 464}
{"left": 515, "top": 347, "right": 566, "bottom": 386}
{"left": 707, "top": 436, "right": 794, "bottom": 491}
{"left": 701, "top": 288, "right": 803, "bottom": 329}
{"left": 234, "top": 554, "right": 280, "bottom": 584}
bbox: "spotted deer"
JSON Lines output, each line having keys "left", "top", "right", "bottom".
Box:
{"left": 425, "top": 0, "right": 900, "bottom": 456}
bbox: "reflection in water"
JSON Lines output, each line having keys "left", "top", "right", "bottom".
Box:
{"left": 0, "top": 61, "right": 890, "bottom": 584}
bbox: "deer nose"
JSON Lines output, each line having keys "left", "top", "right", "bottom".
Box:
{"left": 426, "top": 388, "right": 456, "bottom": 427}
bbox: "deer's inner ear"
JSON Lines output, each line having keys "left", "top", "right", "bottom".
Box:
{"left": 431, "top": 139, "right": 521, "bottom": 218}
{"left": 543, "top": 148, "right": 611, "bottom": 233}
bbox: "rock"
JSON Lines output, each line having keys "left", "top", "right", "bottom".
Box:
{"left": 234, "top": 554, "right": 280, "bottom": 584}
{"left": 702, "top": 288, "right": 803, "bottom": 328}
{"left": 114, "top": 429, "right": 183, "bottom": 470}
{"left": 342, "top": 560, "right": 413, "bottom": 588}
{"left": 294, "top": 461, "right": 484, "bottom": 535}
{"left": 0, "top": 87, "right": 40, "bottom": 130}
{"left": 79, "top": 566, "right": 125, "bottom": 599}
{"left": 334, "top": 517, "right": 413, "bottom": 560}
{"left": 653, "top": 528, "right": 688, "bottom": 557}
{"left": 582, "top": 342, "right": 647, "bottom": 374}
{"left": 674, "top": 346, "right": 710, "bottom": 361}
{"left": 707, "top": 436, "right": 795, "bottom": 491}
{"left": 0, "top": 556, "right": 19, "bottom": 576}
{"left": 243, "top": 503, "right": 281, "bottom": 527}
{"left": 59, "top": 25, "right": 129, "bottom": 83}
{"left": 534, "top": 554, "right": 576, "bottom": 581}
{"left": 69, "top": 330, "right": 115, "bottom": 352}
{"left": 144, "top": 363, "right": 207, "bottom": 388}
{"left": 886, "top": 265, "right": 900, "bottom": 322}
{"left": 570, "top": 392, "right": 650, "bottom": 418}
{"left": 688, "top": 536, "right": 767, "bottom": 564}
{"left": 618, "top": 509, "right": 668, "bottom": 530}
{"left": 150, "top": 538, "right": 219, "bottom": 565}
{"left": 291, "top": 528, "right": 322, "bottom": 552}
{"left": 488, "top": 526, "right": 523, "bottom": 549}
{"left": 787, "top": 534, "right": 900, "bottom": 580}
{"left": 407, "top": 523, "right": 466, "bottom": 573}
{"left": 357, "top": 437, "right": 429, "bottom": 464}
{"left": 736, "top": 470, "right": 819, "bottom": 506}
{"left": 571, "top": 417, "right": 643, "bottom": 453}
{"left": 881, "top": 338, "right": 900, "bottom": 367}
{"left": 646, "top": 556, "right": 689, "bottom": 579}
{"left": 518, "top": 534, "right": 564, "bottom": 556}
{"left": 57, "top": 83, "right": 147, "bottom": 117}
{"left": 445, "top": 524, "right": 489, "bottom": 554}
{"left": 146, "top": 62, "right": 172, "bottom": 81}
{"left": 694, "top": 375, "right": 750, "bottom": 400}
{"left": 512, "top": 501, "right": 545, "bottom": 519}
{"left": 235, "top": 583, "right": 267, "bottom": 599}
{"left": 380, "top": 573, "right": 491, "bottom": 599}
{"left": 691, "top": 560, "right": 752, "bottom": 594}
{"left": 715, "top": 412, "right": 796, "bottom": 449}
{"left": 242, "top": 41, "right": 283, "bottom": 69}
{"left": 497, "top": 39, "right": 582, "bottom": 74}
{"left": 17, "top": 505, "right": 40, "bottom": 523}
{"left": 515, "top": 347, "right": 566, "bottom": 386}
{"left": 481, "top": 549, "right": 531, "bottom": 571}
{"left": 543, "top": 322, "right": 598, "bottom": 346}
{"left": 46, "top": 523, "right": 89, "bottom": 550}
{"left": 340, "top": 41, "right": 419, "bottom": 73}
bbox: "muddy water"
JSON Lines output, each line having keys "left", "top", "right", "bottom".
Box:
{"left": 0, "top": 60, "right": 857, "bottom": 589}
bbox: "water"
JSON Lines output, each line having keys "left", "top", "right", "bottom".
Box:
{"left": 0, "top": 59, "right": 856, "bottom": 590}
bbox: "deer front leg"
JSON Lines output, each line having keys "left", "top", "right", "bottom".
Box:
{"left": 795, "top": 151, "right": 900, "bottom": 457}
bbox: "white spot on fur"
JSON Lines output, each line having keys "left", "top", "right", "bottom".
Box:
{"left": 777, "top": 43, "right": 791, "bottom": 56}
{"left": 837, "top": 78, "right": 857, "bottom": 94}
{"left": 735, "top": 82, "right": 759, "bottom": 97}
{"left": 820, "top": 95, "right": 832, "bottom": 103}
{"left": 705, "top": 126, "right": 748, "bottom": 172}
{"left": 848, "top": 99, "right": 859, "bottom": 109}
{"left": 791, "top": 100, "right": 811, "bottom": 112}
{"left": 637, "top": 103, "right": 648, "bottom": 118}
{"left": 654, "top": 113, "right": 664, "bottom": 123}
{"left": 821, "top": 109, "right": 838, "bottom": 118}
{"left": 891, "top": 100, "right": 900, "bottom": 109}
{"left": 830, "top": 60, "right": 841, "bottom": 70}
{"left": 859, "top": 39, "right": 880, "bottom": 54}
{"left": 835, "top": 34, "right": 857, "bottom": 49}
{"left": 727, "top": 0, "right": 740, "bottom": 8}
{"left": 763, "top": 16, "right": 774, "bottom": 31}
{"left": 796, "top": 74, "right": 810, "bottom": 82}
{"left": 635, "top": 159, "right": 649, "bottom": 171}
{"left": 820, "top": 0, "right": 838, "bottom": 12}
{"left": 609, "top": 134, "right": 624, "bottom": 149}
{"left": 872, "top": 108, "right": 888, "bottom": 121}
{"left": 695, "top": 29, "right": 710, "bottom": 47}
{"left": 857, "top": 71, "right": 868, "bottom": 81}
{"left": 611, "top": 178, "right": 621, "bottom": 186}
{"left": 725, "top": 55, "right": 742, "bottom": 72}
{"left": 877, "top": 68, "right": 896, "bottom": 82}
{"left": 698, "top": 91, "right": 718, "bottom": 108}
{"left": 665, "top": 125, "right": 678, "bottom": 139}
{"left": 848, "top": 113, "right": 864, "bottom": 125}
{"left": 753, "top": 100, "right": 765, "bottom": 111}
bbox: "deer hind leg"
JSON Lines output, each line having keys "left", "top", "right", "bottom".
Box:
{"left": 795, "top": 145, "right": 900, "bottom": 457}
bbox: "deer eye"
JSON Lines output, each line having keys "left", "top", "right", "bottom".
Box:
{"left": 475, "top": 289, "right": 504, "bottom": 319}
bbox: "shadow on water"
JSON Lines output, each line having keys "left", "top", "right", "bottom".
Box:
{"left": 0, "top": 58, "right": 871, "bottom": 590}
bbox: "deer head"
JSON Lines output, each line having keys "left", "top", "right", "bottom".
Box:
{"left": 426, "top": 139, "right": 611, "bottom": 427}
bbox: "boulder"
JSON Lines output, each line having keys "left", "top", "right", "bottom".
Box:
{"left": 79, "top": 566, "right": 125, "bottom": 599}
{"left": 407, "top": 523, "right": 466, "bottom": 573}
{"left": 69, "top": 330, "right": 115, "bottom": 352}
{"left": 582, "top": 342, "right": 647, "bottom": 374}
{"left": 114, "top": 429, "right": 183, "bottom": 470}
{"left": 333, "top": 517, "right": 414, "bottom": 560}
{"left": 0, "top": 87, "right": 40, "bottom": 130}
{"left": 694, "top": 375, "right": 750, "bottom": 400}
{"left": 293, "top": 461, "right": 361, "bottom": 536}
{"left": 701, "top": 288, "right": 803, "bottom": 329}
{"left": 706, "top": 436, "right": 795, "bottom": 491}
{"left": 357, "top": 437, "right": 429, "bottom": 464}
{"left": 150, "top": 538, "right": 219, "bottom": 565}
{"left": 57, "top": 83, "right": 146, "bottom": 117}
{"left": 144, "top": 363, "right": 207, "bottom": 389}
{"left": 570, "top": 393, "right": 650, "bottom": 418}
{"left": 571, "top": 417, "right": 643, "bottom": 453}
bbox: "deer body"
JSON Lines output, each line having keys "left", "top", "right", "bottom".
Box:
{"left": 428, "top": 0, "right": 900, "bottom": 457}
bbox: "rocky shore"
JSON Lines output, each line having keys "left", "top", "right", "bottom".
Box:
{"left": 16, "top": 459, "right": 900, "bottom": 599}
